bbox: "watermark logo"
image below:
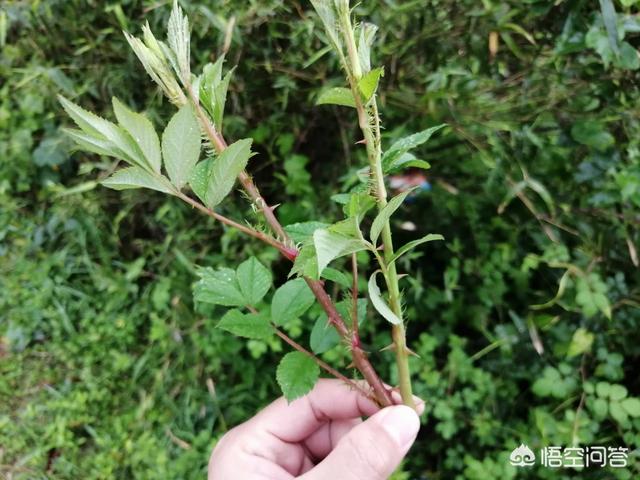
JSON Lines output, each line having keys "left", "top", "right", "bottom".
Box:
{"left": 509, "top": 444, "right": 629, "bottom": 469}
{"left": 509, "top": 444, "right": 536, "bottom": 467}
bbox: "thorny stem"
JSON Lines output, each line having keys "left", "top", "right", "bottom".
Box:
{"left": 184, "top": 83, "right": 393, "bottom": 407}
{"left": 339, "top": 7, "right": 415, "bottom": 408}
{"left": 351, "top": 253, "right": 359, "bottom": 336}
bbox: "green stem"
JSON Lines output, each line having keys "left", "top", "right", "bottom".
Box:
{"left": 339, "top": 5, "right": 415, "bottom": 408}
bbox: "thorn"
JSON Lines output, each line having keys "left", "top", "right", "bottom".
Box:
{"left": 345, "top": 362, "right": 356, "bottom": 369}
{"left": 355, "top": 138, "right": 367, "bottom": 145}
{"left": 269, "top": 203, "right": 281, "bottom": 212}
{"left": 405, "top": 347, "right": 420, "bottom": 358}
{"left": 380, "top": 343, "right": 396, "bottom": 352}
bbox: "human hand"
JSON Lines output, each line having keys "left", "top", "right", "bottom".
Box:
{"left": 208, "top": 379, "right": 422, "bottom": 479}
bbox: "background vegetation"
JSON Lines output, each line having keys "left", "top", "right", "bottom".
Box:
{"left": 1, "top": 0, "right": 639, "bottom": 478}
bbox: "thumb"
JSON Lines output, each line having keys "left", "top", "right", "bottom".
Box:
{"left": 302, "top": 405, "right": 420, "bottom": 480}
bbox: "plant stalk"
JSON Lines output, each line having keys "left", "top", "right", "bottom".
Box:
{"left": 339, "top": 6, "right": 415, "bottom": 408}
{"left": 184, "top": 84, "right": 393, "bottom": 407}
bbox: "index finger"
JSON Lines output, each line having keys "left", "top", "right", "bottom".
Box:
{"left": 250, "top": 379, "right": 381, "bottom": 442}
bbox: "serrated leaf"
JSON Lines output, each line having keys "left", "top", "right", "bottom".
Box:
{"left": 370, "top": 189, "right": 414, "bottom": 245}
{"left": 205, "top": 138, "right": 253, "bottom": 208}
{"left": 200, "top": 58, "right": 224, "bottom": 115}
{"left": 101, "top": 167, "right": 174, "bottom": 194}
{"left": 112, "top": 97, "right": 161, "bottom": 173}
{"left": 382, "top": 124, "right": 446, "bottom": 173}
{"left": 387, "top": 152, "right": 431, "bottom": 172}
{"left": 194, "top": 267, "right": 245, "bottom": 307}
{"left": 289, "top": 244, "right": 319, "bottom": 279}
{"left": 188, "top": 159, "right": 212, "bottom": 205}
{"left": 368, "top": 270, "right": 401, "bottom": 325}
{"left": 162, "top": 104, "right": 201, "bottom": 189}
{"left": 310, "top": 298, "right": 367, "bottom": 354}
{"left": 316, "top": 87, "right": 356, "bottom": 108}
{"left": 167, "top": 0, "right": 190, "bottom": 79}
{"left": 271, "top": 278, "right": 315, "bottom": 327}
{"left": 276, "top": 351, "right": 319, "bottom": 402}
{"left": 59, "top": 95, "right": 145, "bottom": 167}
{"left": 236, "top": 257, "right": 272, "bottom": 306}
{"left": 63, "top": 128, "right": 124, "bottom": 158}
{"left": 213, "top": 67, "right": 235, "bottom": 128}
{"left": 358, "top": 67, "right": 383, "bottom": 102}
{"left": 217, "top": 309, "right": 273, "bottom": 340}
{"left": 389, "top": 234, "right": 444, "bottom": 264}
{"left": 309, "top": 0, "right": 343, "bottom": 52}
{"left": 313, "top": 228, "right": 367, "bottom": 276}
{"left": 284, "top": 221, "right": 329, "bottom": 244}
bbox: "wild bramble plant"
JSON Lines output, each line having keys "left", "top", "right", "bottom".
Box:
{"left": 60, "top": 0, "right": 444, "bottom": 408}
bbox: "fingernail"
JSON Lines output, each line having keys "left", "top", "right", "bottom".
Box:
{"left": 374, "top": 405, "right": 420, "bottom": 450}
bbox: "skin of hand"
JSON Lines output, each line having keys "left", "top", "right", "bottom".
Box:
{"left": 208, "top": 379, "right": 423, "bottom": 480}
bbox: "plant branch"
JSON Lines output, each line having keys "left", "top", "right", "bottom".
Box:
{"left": 351, "top": 253, "right": 359, "bottom": 336}
{"left": 183, "top": 83, "right": 393, "bottom": 407}
{"left": 339, "top": 6, "right": 415, "bottom": 408}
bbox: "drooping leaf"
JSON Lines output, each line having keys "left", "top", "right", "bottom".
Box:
{"left": 370, "top": 189, "right": 414, "bottom": 245}
{"left": 217, "top": 309, "right": 273, "bottom": 340}
{"left": 313, "top": 228, "right": 367, "bottom": 276}
{"left": 358, "top": 67, "right": 383, "bottom": 102}
{"left": 357, "top": 22, "right": 378, "bottom": 73}
{"left": 112, "top": 97, "right": 162, "bottom": 173}
{"left": 101, "top": 167, "right": 174, "bottom": 194}
{"left": 381, "top": 124, "right": 446, "bottom": 173}
{"left": 162, "top": 104, "right": 201, "bottom": 188}
{"left": 368, "top": 271, "right": 401, "bottom": 325}
{"left": 284, "top": 221, "right": 329, "bottom": 244}
{"left": 204, "top": 138, "right": 253, "bottom": 208}
{"left": 194, "top": 267, "right": 245, "bottom": 306}
{"left": 316, "top": 87, "right": 356, "bottom": 108}
{"left": 236, "top": 257, "right": 272, "bottom": 306}
{"left": 389, "top": 234, "right": 444, "bottom": 264}
{"left": 271, "top": 278, "right": 316, "bottom": 327}
{"left": 276, "top": 351, "right": 319, "bottom": 402}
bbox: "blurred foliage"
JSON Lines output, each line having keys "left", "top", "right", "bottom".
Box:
{"left": 1, "top": 0, "right": 639, "bottom": 478}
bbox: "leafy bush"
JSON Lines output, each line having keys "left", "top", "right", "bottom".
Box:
{"left": 1, "top": 0, "right": 639, "bottom": 479}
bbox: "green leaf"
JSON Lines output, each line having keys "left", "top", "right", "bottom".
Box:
{"left": 596, "top": 381, "right": 611, "bottom": 398}
{"left": 370, "top": 189, "right": 413, "bottom": 245}
{"left": 63, "top": 128, "right": 124, "bottom": 158}
{"left": 310, "top": 299, "right": 367, "bottom": 354}
{"left": 271, "top": 278, "right": 315, "bottom": 327}
{"left": 112, "top": 97, "right": 161, "bottom": 173}
{"left": 321, "top": 267, "right": 351, "bottom": 288}
{"left": 368, "top": 271, "right": 401, "bottom": 325}
{"left": 199, "top": 57, "right": 235, "bottom": 128}
{"left": 276, "top": 351, "right": 319, "bottom": 402}
{"left": 289, "top": 244, "right": 319, "bottom": 279}
{"left": 591, "top": 397, "right": 608, "bottom": 420}
{"left": 167, "top": 0, "right": 190, "bottom": 78}
{"left": 316, "top": 87, "right": 356, "bottom": 108}
{"left": 358, "top": 67, "right": 383, "bottom": 102}
{"left": 194, "top": 267, "right": 245, "bottom": 307}
{"left": 620, "top": 397, "right": 640, "bottom": 417}
{"left": 357, "top": 22, "right": 378, "bottom": 73}
{"left": 59, "top": 95, "right": 145, "bottom": 167}
{"left": 382, "top": 124, "right": 446, "bottom": 173}
{"left": 213, "top": 67, "right": 235, "bottom": 128}
{"left": 101, "top": 167, "right": 174, "bottom": 194}
{"left": 284, "top": 221, "right": 329, "bottom": 244}
{"left": 313, "top": 228, "right": 367, "bottom": 276}
{"left": 217, "top": 309, "right": 273, "bottom": 340}
{"left": 566, "top": 327, "right": 594, "bottom": 358}
{"left": 531, "top": 270, "right": 571, "bottom": 310}
{"left": 610, "top": 384, "right": 628, "bottom": 401}
{"left": 599, "top": 0, "right": 620, "bottom": 56}
{"left": 387, "top": 152, "right": 431, "bottom": 172}
{"left": 162, "top": 104, "right": 201, "bottom": 189}
{"left": 571, "top": 120, "right": 614, "bottom": 152}
{"left": 236, "top": 257, "right": 272, "bottom": 306}
{"left": 309, "top": 0, "right": 343, "bottom": 52}
{"left": 609, "top": 400, "right": 629, "bottom": 425}
{"left": 188, "top": 159, "right": 212, "bottom": 205}
{"left": 389, "top": 234, "right": 444, "bottom": 264}
{"left": 617, "top": 41, "right": 640, "bottom": 70}
{"left": 575, "top": 274, "right": 612, "bottom": 319}
{"left": 205, "top": 138, "right": 253, "bottom": 208}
